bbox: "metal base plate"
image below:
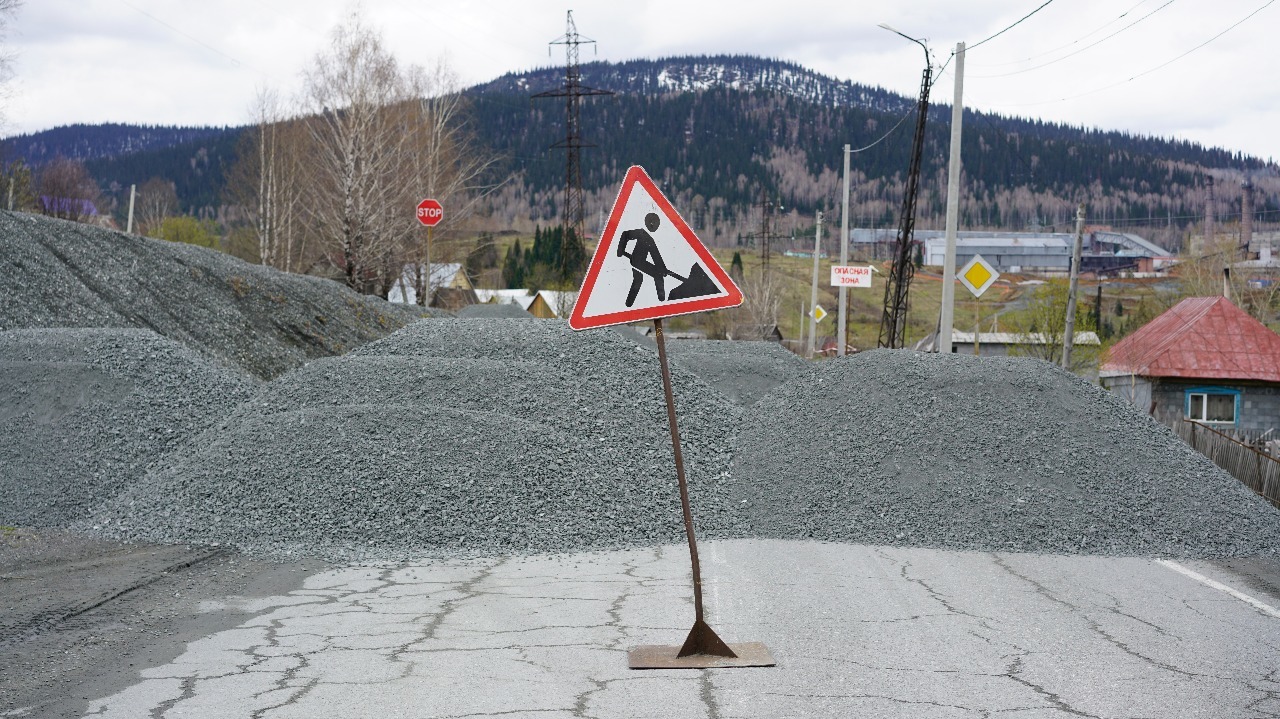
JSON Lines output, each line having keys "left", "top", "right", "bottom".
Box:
{"left": 627, "top": 642, "right": 776, "bottom": 669}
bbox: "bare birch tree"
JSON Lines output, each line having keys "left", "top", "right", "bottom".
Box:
{"left": 237, "top": 88, "right": 307, "bottom": 271}
{"left": 224, "top": 12, "right": 501, "bottom": 295}
{"left": 136, "top": 177, "right": 177, "bottom": 237}
{"left": 0, "top": 0, "right": 21, "bottom": 127}
{"left": 299, "top": 14, "right": 419, "bottom": 295}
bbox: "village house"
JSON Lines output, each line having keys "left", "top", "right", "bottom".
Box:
{"left": 1099, "top": 296, "right": 1280, "bottom": 436}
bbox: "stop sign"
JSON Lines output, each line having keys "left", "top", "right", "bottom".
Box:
{"left": 416, "top": 198, "right": 443, "bottom": 227}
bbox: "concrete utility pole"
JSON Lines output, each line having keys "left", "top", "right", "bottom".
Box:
{"left": 808, "top": 211, "right": 823, "bottom": 359}
{"left": 126, "top": 184, "right": 136, "bottom": 234}
{"left": 1062, "top": 203, "right": 1085, "bottom": 370}
{"left": 939, "top": 41, "right": 966, "bottom": 354}
{"left": 838, "top": 145, "right": 851, "bottom": 356}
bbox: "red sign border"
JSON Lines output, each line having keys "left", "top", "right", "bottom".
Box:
{"left": 416, "top": 198, "right": 444, "bottom": 227}
{"left": 569, "top": 166, "right": 743, "bottom": 330}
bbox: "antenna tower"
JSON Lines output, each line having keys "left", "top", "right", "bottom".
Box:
{"left": 533, "top": 11, "right": 613, "bottom": 274}
{"left": 877, "top": 62, "right": 933, "bottom": 349}
{"left": 753, "top": 189, "right": 778, "bottom": 273}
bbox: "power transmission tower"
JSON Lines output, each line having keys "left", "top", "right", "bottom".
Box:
{"left": 751, "top": 189, "right": 778, "bottom": 273}
{"left": 877, "top": 62, "right": 933, "bottom": 349}
{"left": 533, "top": 11, "right": 613, "bottom": 276}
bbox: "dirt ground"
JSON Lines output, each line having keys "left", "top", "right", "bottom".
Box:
{"left": 0, "top": 527, "right": 323, "bottom": 719}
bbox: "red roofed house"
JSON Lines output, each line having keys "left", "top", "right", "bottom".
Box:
{"left": 1100, "top": 296, "right": 1280, "bottom": 434}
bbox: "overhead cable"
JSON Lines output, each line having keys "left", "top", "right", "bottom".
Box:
{"left": 971, "top": 0, "right": 1154, "bottom": 67}
{"left": 972, "top": 0, "right": 1177, "bottom": 78}
{"left": 986, "top": 0, "right": 1276, "bottom": 108}
{"left": 968, "top": 0, "right": 1058, "bottom": 51}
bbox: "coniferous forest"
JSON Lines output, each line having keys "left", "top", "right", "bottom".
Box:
{"left": 4, "top": 55, "right": 1278, "bottom": 255}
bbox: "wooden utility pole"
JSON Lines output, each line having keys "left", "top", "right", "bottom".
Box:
{"left": 1062, "top": 203, "right": 1085, "bottom": 369}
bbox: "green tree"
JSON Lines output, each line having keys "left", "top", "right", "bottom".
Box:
{"left": 1005, "top": 279, "right": 1099, "bottom": 373}
{"left": 465, "top": 232, "right": 499, "bottom": 281}
{"left": 159, "top": 216, "right": 220, "bottom": 249}
{"left": 730, "top": 250, "right": 745, "bottom": 285}
{"left": 1, "top": 159, "right": 36, "bottom": 211}
{"left": 502, "top": 239, "right": 524, "bottom": 288}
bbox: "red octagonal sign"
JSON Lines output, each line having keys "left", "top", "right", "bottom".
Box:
{"left": 416, "top": 198, "right": 443, "bottom": 227}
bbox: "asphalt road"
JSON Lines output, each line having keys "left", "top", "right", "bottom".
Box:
{"left": 0, "top": 529, "right": 323, "bottom": 719}
{"left": 7, "top": 536, "right": 1276, "bottom": 718}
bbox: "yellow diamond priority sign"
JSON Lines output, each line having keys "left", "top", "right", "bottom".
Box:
{"left": 809, "top": 305, "right": 827, "bottom": 322}
{"left": 958, "top": 254, "right": 999, "bottom": 298}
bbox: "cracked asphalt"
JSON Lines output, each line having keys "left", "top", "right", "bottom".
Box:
{"left": 16, "top": 539, "right": 1274, "bottom": 719}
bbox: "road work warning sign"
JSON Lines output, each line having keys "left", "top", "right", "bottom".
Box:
{"left": 569, "top": 166, "right": 742, "bottom": 330}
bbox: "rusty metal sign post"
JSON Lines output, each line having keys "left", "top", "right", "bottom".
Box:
{"left": 568, "top": 166, "right": 775, "bottom": 669}
{"left": 624, "top": 318, "right": 776, "bottom": 669}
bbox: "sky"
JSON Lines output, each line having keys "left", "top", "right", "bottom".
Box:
{"left": 5, "top": 0, "right": 1279, "bottom": 164}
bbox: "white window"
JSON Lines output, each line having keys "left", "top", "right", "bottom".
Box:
{"left": 1188, "top": 392, "right": 1236, "bottom": 423}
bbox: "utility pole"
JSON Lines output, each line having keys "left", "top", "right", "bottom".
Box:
{"left": 877, "top": 32, "right": 932, "bottom": 349}
{"left": 938, "top": 41, "right": 965, "bottom": 354}
{"left": 808, "top": 211, "right": 823, "bottom": 359}
{"left": 533, "top": 11, "right": 613, "bottom": 273}
{"left": 1062, "top": 203, "right": 1085, "bottom": 370}
{"left": 126, "top": 184, "right": 137, "bottom": 234}
{"left": 838, "top": 144, "right": 851, "bottom": 356}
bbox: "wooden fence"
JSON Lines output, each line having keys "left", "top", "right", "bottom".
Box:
{"left": 1173, "top": 420, "right": 1280, "bottom": 509}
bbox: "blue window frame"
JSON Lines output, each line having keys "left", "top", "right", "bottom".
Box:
{"left": 1184, "top": 386, "right": 1241, "bottom": 424}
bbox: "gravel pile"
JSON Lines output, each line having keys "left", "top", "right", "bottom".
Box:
{"left": 0, "top": 211, "right": 437, "bottom": 379}
{"left": 89, "top": 319, "right": 746, "bottom": 560}
{"left": 0, "top": 328, "right": 253, "bottom": 527}
{"left": 456, "top": 302, "right": 535, "bottom": 319}
{"left": 731, "top": 350, "right": 1280, "bottom": 557}
{"left": 667, "top": 340, "right": 809, "bottom": 405}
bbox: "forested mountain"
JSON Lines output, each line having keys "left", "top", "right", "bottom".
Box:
{"left": 7, "top": 55, "right": 1278, "bottom": 251}
{"left": 473, "top": 55, "right": 1279, "bottom": 250}
{"left": 4, "top": 123, "right": 234, "bottom": 165}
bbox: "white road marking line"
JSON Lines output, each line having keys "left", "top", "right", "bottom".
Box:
{"left": 1156, "top": 559, "right": 1280, "bottom": 619}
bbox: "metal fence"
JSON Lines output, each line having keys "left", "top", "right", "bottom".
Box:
{"left": 1172, "top": 419, "right": 1280, "bottom": 509}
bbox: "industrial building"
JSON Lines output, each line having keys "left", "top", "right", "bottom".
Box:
{"left": 849, "top": 228, "right": 1172, "bottom": 276}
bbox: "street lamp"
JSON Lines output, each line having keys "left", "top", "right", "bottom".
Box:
{"left": 878, "top": 23, "right": 931, "bottom": 68}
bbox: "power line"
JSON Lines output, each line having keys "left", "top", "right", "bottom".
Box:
{"left": 985, "top": 0, "right": 1276, "bottom": 108}
{"left": 971, "top": 0, "right": 1176, "bottom": 79}
{"left": 970, "top": 0, "right": 1153, "bottom": 67}
{"left": 844, "top": 103, "right": 916, "bottom": 152}
{"left": 115, "top": 0, "right": 262, "bottom": 75}
{"left": 968, "top": 0, "right": 1058, "bottom": 51}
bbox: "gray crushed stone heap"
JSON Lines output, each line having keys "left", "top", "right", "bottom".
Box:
{"left": 456, "top": 302, "right": 535, "bottom": 319}
{"left": 667, "top": 339, "right": 809, "bottom": 405}
{"left": 0, "top": 210, "right": 438, "bottom": 379}
{"left": 89, "top": 319, "right": 745, "bottom": 560}
{"left": 0, "top": 328, "right": 253, "bottom": 527}
{"left": 730, "top": 350, "right": 1280, "bottom": 557}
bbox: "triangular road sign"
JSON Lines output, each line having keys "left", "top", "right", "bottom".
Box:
{"left": 569, "top": 166, "right": 743, "bottom": 330}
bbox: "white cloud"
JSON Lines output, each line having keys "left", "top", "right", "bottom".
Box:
{"left": 4, "top": 0, "right": 1278, "bottom": 162}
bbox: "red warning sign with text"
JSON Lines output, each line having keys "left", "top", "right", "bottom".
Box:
{"left": 569, "top": 166, "right": 743, "bottom": 330}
